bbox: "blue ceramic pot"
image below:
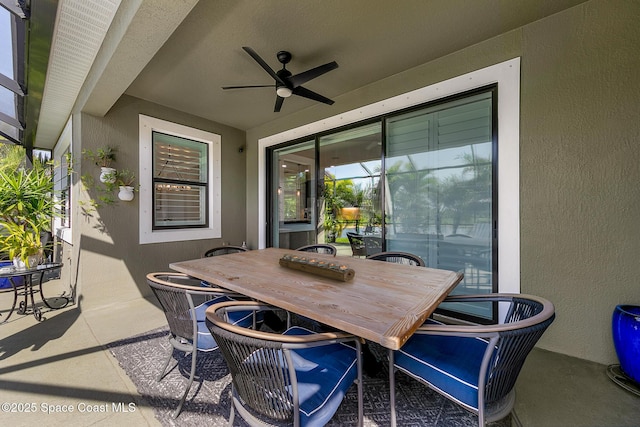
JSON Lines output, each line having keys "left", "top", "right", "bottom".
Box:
{"left": 0, "top": 261, "right": 23, "bottom": 289}
{"left": 612, "top": 304, "right": 640, "bottom": 384}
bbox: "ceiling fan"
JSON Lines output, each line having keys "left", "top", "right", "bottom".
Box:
{"left": 222, "top": 47, "right": 338, "bottom": 112}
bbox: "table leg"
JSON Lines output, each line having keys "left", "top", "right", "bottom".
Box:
{"left": 16, "top": 276, "right": 29, "bottom": 315}
{"left": 0, "top": 280, "right": 19, "bottom": 323}
{"left": 27, "top": 275, "right": 44, "bottom": 321}
{"left": 38, "top": 270, "right": 70, "bottom": 310}
{"left": 389, "top": 348, "right": 397, "bottom": 427}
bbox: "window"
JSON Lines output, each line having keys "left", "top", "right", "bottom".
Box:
{"left": 53, "top": 118, "right": 72, "bottom": 243}
{"left": 152, "top": 132, "right": 208, "bottom": 229}
{"left": 139, "top": 115, "right": 221, "bottom": 244}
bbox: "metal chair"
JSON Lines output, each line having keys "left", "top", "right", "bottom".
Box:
{"left": 202, "top": 245, "right": 247, "bottom": 258}
{"left": 389, "top": 294, "right": 555, "bottom": 426}
{"left": 146, "top": 272, "right": 256, "bottom": 418}
{"left": 206, "top": 300, "right": 364, "bottom": 427}
{"left": 363, "top": 235, "right": 382, "bottom": 256}
{"left": 346, "top": 232, "right": 366, "bottom": 257}
{"left": 295, "top": 243, "right": 337, "bottom": 256}
{"left": 366, "top": 251, "right": 425, "bottom": 267}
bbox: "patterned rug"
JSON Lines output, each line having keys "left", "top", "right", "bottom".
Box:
{"left": 107, "top": 328, "right": 511, "bottom": 426}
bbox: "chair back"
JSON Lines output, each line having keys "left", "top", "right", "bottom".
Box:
{"left": 146, "top": 272, "right": 237, "bottom": 340}
{"left": 147, "top": 273, "right": 200, "bottom": 341}
{"left": 346, "top": 232, "right": 366, "bottom": 257}
{"left": 295, "top": 243, "right": 337, "bottom": 256}
{"left": 367, "top": 251, "right": 425, "bottom": 267}
{"left": 213, "top": 322, "right": 294, "bottom": 422}
{"left": 484, "top": 296, "right": 555, "bottom": 404}
{"left": 207, "top": 302, "right": 298, "bottom": 423}
{"left": 363, "top": 236, "right": 382, "bottom": 256}
{"left": 203, "top": 246, "right": 247, "bottom": 257}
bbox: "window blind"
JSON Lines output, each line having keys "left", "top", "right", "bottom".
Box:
{"left": 152, "top": 132, "right": 208, "bottom": 228}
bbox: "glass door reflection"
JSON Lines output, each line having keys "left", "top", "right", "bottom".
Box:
{"left": 271, "top": 141, "right": 316, "bottom": 249}
{"left": 319, "top": 123, "right": 382, "bottom": 256}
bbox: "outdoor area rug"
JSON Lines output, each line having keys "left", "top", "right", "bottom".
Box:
{"left": 107, "top": 327, "right": 512, "bottom": 426}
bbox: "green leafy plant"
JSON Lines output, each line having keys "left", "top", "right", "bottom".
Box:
{"left": 0, "top": 154, "right": 56, "bottom": 266}
{"left": 0, "top": 220, "right": 43, "bottom": 267}
{"left": 82, "top": 146, "right": 116, "bottom": 168}
{"left": 116, "top": 169, "right": 136, "bottom": 187}
{"left": 0, "top": 166, "right": 54, "bottom": 230}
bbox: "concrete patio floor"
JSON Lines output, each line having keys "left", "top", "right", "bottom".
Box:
{"left": 1, "top": 276, "right": 639, "bottom": 427}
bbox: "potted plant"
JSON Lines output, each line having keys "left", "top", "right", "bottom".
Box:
{"left": 83, "top": 146, "right": 117, "bottom": 183}
{"left": 0, "top": 220, "right": 43, "bottom": 268}
{"left": 612, "top": 304, "right": 640, "bottom": 385}
{"left": 116, "top": 169, "right": 136, "bottom": 201}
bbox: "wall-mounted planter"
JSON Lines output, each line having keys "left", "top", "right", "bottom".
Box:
{"left": 100, "top": 167, "right": 117, "bottom": 183}
{"left": 118, "top": 186, "right": 135, "bottom": 201}
{"left": 612, "top": 304, "right": 640, "bottom": 385}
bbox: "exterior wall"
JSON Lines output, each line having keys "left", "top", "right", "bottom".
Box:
{"left": 245, "top": 0, "right": 640, "bottom": 364}
{"left": 74, "top": 95, "right": 246, "bottom": 311}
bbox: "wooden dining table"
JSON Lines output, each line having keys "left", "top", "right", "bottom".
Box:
{"left": 170, "top": 247, "right": 462, "bottom": 350}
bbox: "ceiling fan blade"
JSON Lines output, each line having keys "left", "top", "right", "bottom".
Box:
{"left": 274, "top": 95, "right": 285, "bottom": 112}
{"left": 289, "top": 61, "right": 338, "bottom": 88}
{"left": 293, "top": 86, "right": 335, "bottom": 105}
{"left": 242, "top": 46, "right": 287, "bottom": 86}
{"left": 222, "top": 84, "right": 274, "bottom": 90}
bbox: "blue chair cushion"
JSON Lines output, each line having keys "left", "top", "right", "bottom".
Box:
{"left": 394, "top": 324, "right": 489, "bottom": 410}
{"left": 196, "top": 320, "right": 218, "bottom": 351}
{"left": 283, "top": 326, "right": 358, "bottom": 427}
{"left": 194, "top": 296, "right": 259, "bottom": 352}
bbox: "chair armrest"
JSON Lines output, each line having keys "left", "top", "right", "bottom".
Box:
{"left": 206, "top": 300, "right": 359, "bottom": 345}
{"left": 147, "top": 272, "right": 242, "bottom": 296}
{"left": 418, "top": 293, "right": 555, "bottom": 334}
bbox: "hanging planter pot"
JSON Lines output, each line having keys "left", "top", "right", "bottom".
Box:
{"left": 118, "top": 185, "right": 135, "bottom": 201}
{"left": 99, "top": 167, "right": 117, "bottom": 183}
{"left": 612, "top": 304, "right": 640, "bottom": 385}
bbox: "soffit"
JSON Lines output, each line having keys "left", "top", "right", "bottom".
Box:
{"left": 34, "top": 0, "right": 121, "bottom": 149}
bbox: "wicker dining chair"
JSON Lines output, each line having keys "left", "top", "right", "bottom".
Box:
{"left": 366, "top": 251, "right": 425, "bottom": 267}
{"left": 206, "top": 300, "right": 364, "bottom": 427}
{"left": 347, "top": 232, "right": 367, "bottom": 257}
{"left": 389, "top": 293, "right": 555, "bottom": 426}
{"left": 146, "top": 272, "right": 257, "bottom": 418}
{"left": 295, "top": 243, "right": 337, "bottom": 256}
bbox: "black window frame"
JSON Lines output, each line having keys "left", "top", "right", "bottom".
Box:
{"left": 151, "top": 131, "right": 210, "bottom": 231}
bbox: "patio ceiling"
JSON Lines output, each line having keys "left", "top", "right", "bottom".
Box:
{"left": 15, "top": 0, "right": 591, "bottom": 150}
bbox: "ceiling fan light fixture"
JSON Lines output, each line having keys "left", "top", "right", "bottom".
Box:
{"left": 276, "top": 86, "right": 293, "bottom": 98}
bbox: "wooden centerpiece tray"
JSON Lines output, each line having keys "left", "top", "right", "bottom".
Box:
{"left": 279, "top": 254, "right": 355, "bottom": 282}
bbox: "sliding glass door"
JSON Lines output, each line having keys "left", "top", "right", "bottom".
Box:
{"left": 267, "top": 87, "right": 497, "bottom": 320}
{"left": 385, "top": 91, "right": 495, "bottom": 319}
{"left": 270, "top": 140, "right": 316, "bottom": 249}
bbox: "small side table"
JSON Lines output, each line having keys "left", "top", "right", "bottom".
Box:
{"left": 0, "top": 262, "right": 67, "bottom": 322}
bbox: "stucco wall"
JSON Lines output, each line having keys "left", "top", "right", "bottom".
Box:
{"left": 75, "top": 95, "right": 247, "bottom": 310}
{"left": 245, "top": 0, "right": 640, "bottom": 364}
